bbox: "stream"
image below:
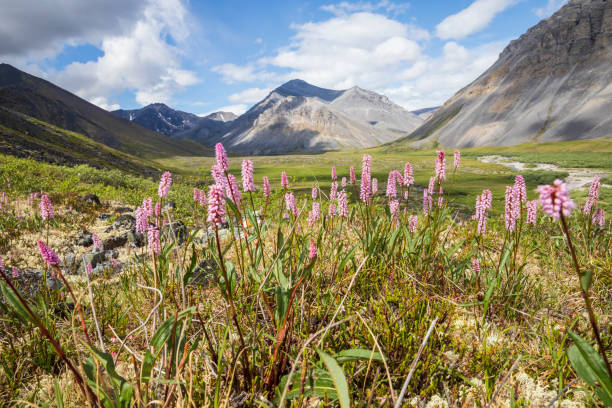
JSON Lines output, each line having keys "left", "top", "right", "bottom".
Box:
{"left": 478, "top": 155, "right": 609, "bottom": 190}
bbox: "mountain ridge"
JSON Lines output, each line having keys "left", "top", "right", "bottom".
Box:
{"left": 396, "top": 0, "right": 612, "bottom": 148}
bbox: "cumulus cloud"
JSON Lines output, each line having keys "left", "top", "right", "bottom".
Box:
{"left": 0, "top": 0, "right": 145, "bottom": 59}
{"left": 384, "top": 40, "right": 506, "bottom": 108}
{"left": 214, "top": 9, "right": 506, "bottom": 110}
{"left": 533, "top": 0, "right": 566, "bottom": 18}
{"left": 51, "top": 0, "right": 198, "bottom": 107}
{"left": 228, "top": 87, "right": 271, "bottom": 103}
{"left": 436, "top": 0, "right": 518, "bottom": 40}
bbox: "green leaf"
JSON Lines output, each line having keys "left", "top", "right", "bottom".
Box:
{"left": 274, "top": 287, "right": 291, "bottom": 327}
{"left": 140, "top": 350, "right": 156, "bottom": 384}
{"left": 0, "top": 283, "right": 35, "bottom": 325}
{"left": 580, "top": 270, "right": 593, "bottom": 292}
{"left": 151, "top": 317, "right": 176, "bottom": 353}
{"left": 335, "top": 348, "right": 383, "bottom": 363}
{"left": 482, "top": 276, "right": 498, "bottom": 321}
{"left": 567, "top": 331, "right": 612, "bottom": 402}
{"left": 316, "top": 349, "right": 351, "bottom": 408}
{"left": 54, "top": 379, "right": 64, "bottom": 408}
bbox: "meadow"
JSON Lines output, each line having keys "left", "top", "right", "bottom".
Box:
{"left": 0, "top": 141, "right": 610, "bottom": 407}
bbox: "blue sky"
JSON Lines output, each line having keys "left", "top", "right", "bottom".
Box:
{"left": 1, "top": 0, "right": 566, "bottom": 114}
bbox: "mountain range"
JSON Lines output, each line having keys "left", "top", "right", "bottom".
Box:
{"left": 115, "top": 80, "right": 423, "bottom": 154}
{"left": 0, "top": 0, "right": 610, "bottom": 167}
{"left": 398, "top": 0, "right": 612, "bottom": 148}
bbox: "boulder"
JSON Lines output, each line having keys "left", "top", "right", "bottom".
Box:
{"left": 82, "top": 194, "right": 101, "bottom": 205}
{"left": 103, "top": 234, "right": 127, "bottom": 250}
{"left": 107, "top": 214, "right": 136, "bottom": 232}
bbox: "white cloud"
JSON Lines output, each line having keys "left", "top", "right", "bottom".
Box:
{"left": 50, "top": 0, "right": 198, "bottom": 107}
{"left": 199, "top": 104, "right": 248, "bottom": 116}
{"left": 436, "top": 0, "right": 518, "bottom": 40}
{"left": 533, "top": 0, "right": 566, "bottom": 18}
{"left": 214, "top": 9, "right": 507, "bottom": 110}
{"left": 228, "top": 87, "right": 271, "bottom": 103}
{"left": 384, "top": 40, "right": 506, "bottom": 109}
{"left": 0, "top": 0, "right": 144, "bottom": 59}
{"left": 321, "top": 1, "right": 410, "bottom": 16}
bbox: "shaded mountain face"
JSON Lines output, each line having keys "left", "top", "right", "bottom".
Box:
{"left": 188, "top": 79, "right": 423, "bottom": 154}
{"left": 411, "top": 107, "right": 440, "bottom": 120}
{"left": 112, "top": 103, "right": 200, "bottom": 136}
{"left": 112, "top": 104, "right": 237, "bottom": 137}
{"left": 401, "top": 0, "right": 612, "bottom": 148}
{"left": 0, "top": 64, "right": 209, "bottom": 158}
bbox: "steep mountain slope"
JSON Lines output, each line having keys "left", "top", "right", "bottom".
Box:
{"left": 399, "top": 0, "right": 611, "bottom": 148}
{"left": 0, "top": 107, "right": 159, "bottom": 176}
{"left": 0, "top": 64, "right": 209, "bottom": 158}
{"left": 411, "top": 107, "right": 440, "bottom": 120}
{"left": 191, "top": 79, "right": 422, "bottom": 154}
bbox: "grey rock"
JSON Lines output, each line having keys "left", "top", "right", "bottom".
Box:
{"left": 114, "top": 206, "right": 133, "bottom": 214}
{"left": 6, "top": 268, "right": 63, "bottom": 298}
{"left": 107, "top": 214, "right": 136, "bottom": 231}
{"left": 64, "top": 252, "right": 77, "bottom": 273}
{"left": 103, "top": 234, "right": 127, "bottom": 250}
{"left": 82, "top": 194, "right": 100, "bottom": 205}
{"left": 127, "top": 229, "right": 145, "bottom": 248}
{"left": 77, "top": 233, "right": 93, "bottom": 247}
{"left": 79, "top": 250, "right": 105, "bottom": 273}
{"left": 103, "top": 250, "right": 118, "bottom": 261}
{"left": 188, "top": 259, "right": 218, "bottom": 287}
{"left": 98, "top": 213, "right": 112, "bottom": 220}
{"left": 162, "top": 220, "right": 188, "bottom": 244}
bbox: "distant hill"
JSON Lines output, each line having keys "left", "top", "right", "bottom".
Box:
{"left": 111, "top": 103, "right": 237, "bottom": 137}
{"left": 396, "top": 0, "right": 612, "bottom": 148}
{"left": 182, "top": 79, "right": 423, "bottom": 154}
{"left": 0, "top": 63, "right": 209, "bottom": 159}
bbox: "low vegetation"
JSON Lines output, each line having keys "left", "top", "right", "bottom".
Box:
{"left": 0, "top": 147, "right": 610, "bottom": 407}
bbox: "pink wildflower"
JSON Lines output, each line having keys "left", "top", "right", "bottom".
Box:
{"left": 472, "top": 258, "right": 480, "bottom": 275}
{"left": 154, "top": 201, "right": 161, "bottom": 217}
{"left": 87, "top": 264, "right": 93, "bottom": 275}
{"left": 142, "top": 197, "right": 153, "bottom": 217}
{"left": 337, "top": 190, "right": 348, "bottom": 217}
{"left": 12, "top": 266, "right": 19, "bottom": 278}
{"left": 423, "top": 189, "right": 431, "bottom": 216}
{"left": 331, "top": 166, "right": 337, "bottom": 181}
{"left": 403, "top": 162, "right": 414, "bottom": 186}
{"left": 593, "top": 208, "right": 605, "bottom": 228}
{"left": 359, "top": 154, "right": 372, "bottom": 205}
{"left": 135, "top": 206, "right": 149, "bottom": 233}
{"left": 584, "top": 176, "right": 600, "bottom": 214}
{"left": 215, "top": 143, "right": 229, "bottom": 172}
{"left": 537, "top": 180, "right": 575, "bottom": 220}
{"left": 241, "top": 160, "right": 255, "bottom": 192}
{"left": 437, "top": 186, "right": 444, "bottom": 208}
{"left": 308, "top": 237, "right": 317, "bottom": 260}
{"left": 207, "top": 184, "right": 226, "bottom": 225}
{"left": 372, "top": 178, "right": 378, "bottom": 195}
{"left": 225, "top": 174, "right": 242, "bottom": 206}
{"left": 193, "top": 188, "right": 200, "bottom": 202}
{"left": 408, "top": 215, "right": 418, "bottom": 233}
{"left": 263, "top": 176, "right": 271, "bottom": 198}
{"left": 37, "top": 240, "right": 61, "bottom": 265}
{"left": 454, "top": 150, "right": 460, "bottom": 169}
{"left": 211, "top": 164, "right": 226, "bottom": 189}
{"left": 40, "top": 193, "right": 54, "bottom": 220}
{"left": 92, "top": 233, "right": 102, "bottom": 250}
{"left": 515, "top": 175, "right": 527, "bottom": 203}
{"left": 386, "top": 171, "right": 397, "bottom": 199}
{"left": 435, "top": 150, "right": 446, "bottom": 181}
{"left": 349, "top": 167, "right": 356, "bottom": 184}
{"left": 312, "top": 187, "right": 318, "bottom": 199}
{"left": 504, "top": 185, "right": 520, "bottom": 232}
{"left": 158, "top": 171, "right": 172, "bottom": 199}
{"left": 285, "top": 193, "right": 298, "bottom": 217}
{"left": 0, "top": 256, "right": 3, "bottom": 271}
{"left": 328, "top": 203, "right": 336, "bottom": 217}
{"left": 526, "top": 200, "right": 538, "bottom": 225}
{"left": 330, "top": 181, "right": 338, "bottom": 201}
{"left": 281, "top": 171, "right": 289, "bottom": 189}
{"left": 389, "top": 200, "right": 399, "bottom": 225}
{"left": 148, "top": 228, "right": 161, "bottom": 256}
{"left": 428, "top": 177, "right": 435, "bottom": 195}
{"left": 199, "top": 189, "right": 207, "bottom": 206}
{"left": 308, "top": 202, "right": 321, "bottom": 227}
{"left": 341, "top": 177, "right": 347, "bottom": 188}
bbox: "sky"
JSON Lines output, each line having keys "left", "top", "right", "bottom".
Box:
{"left": 0, "top": 0, "right": 567, "bottom": 115}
